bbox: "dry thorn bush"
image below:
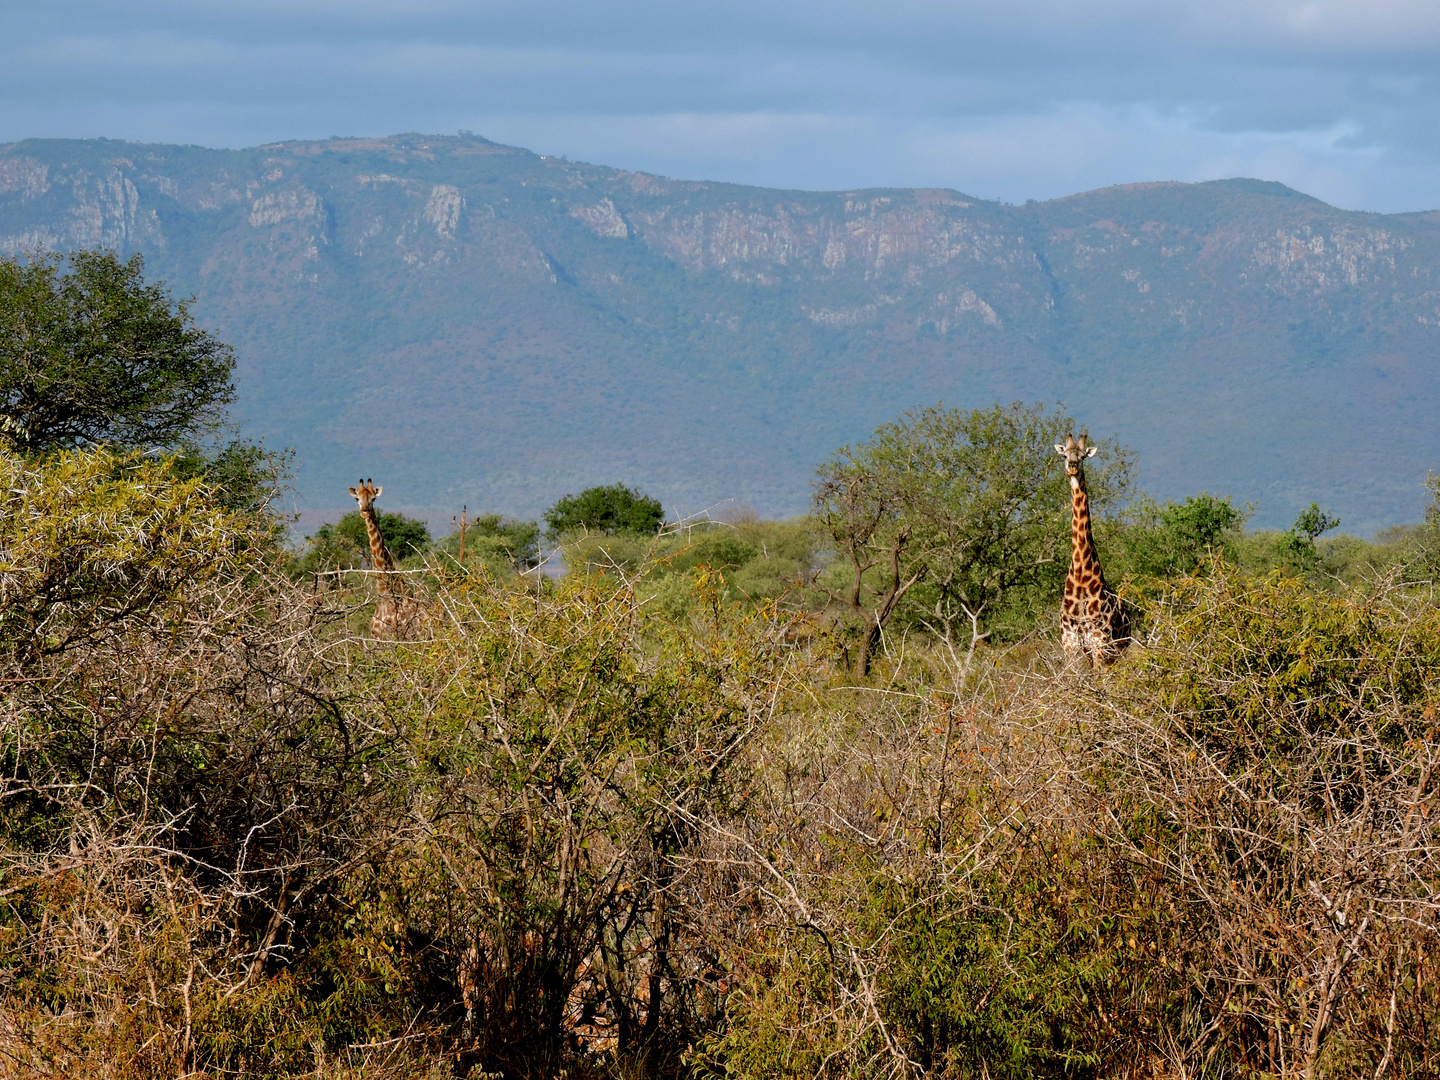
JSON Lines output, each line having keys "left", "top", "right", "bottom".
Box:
{"left": 0, "top": 447, "right": 1437, "bottom": 1079}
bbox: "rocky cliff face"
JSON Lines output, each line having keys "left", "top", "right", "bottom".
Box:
{"left": 2, "top": 134, "right": 1437, "bottom": 531}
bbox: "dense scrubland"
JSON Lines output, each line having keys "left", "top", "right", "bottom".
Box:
{"left": 2, "top": 429, "right": 1439, "bottom": 1080}
{"left": 4, "top": 252, "right": 1440, "bottom": 1079}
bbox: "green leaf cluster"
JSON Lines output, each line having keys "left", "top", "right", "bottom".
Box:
{"left": 1108, "top": 492, "right": 1246, "bottom": 580}
{"left": 432, "top": 512, "right": 541, "bottom": 573}
{"left": 544, "top": 483, "right": 665, "bottom": 538}
{"left": 0, "top": 250, "right": 235, "bottom": 454}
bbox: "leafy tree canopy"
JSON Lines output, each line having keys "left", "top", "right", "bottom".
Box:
{"left": 335, "top": 510, "right": 431, "bottom": 560}
{"left": 544, "top": 484, "right": 665, "bottom": 537}
{"left": 0, "top": 250, "right": 236, "bottom": 454}
{"left": 1114, "top": 493, "right": 1247, "bottom": 579}
{"left": 813, "top": 402, "right": 1134, "bottom": 668}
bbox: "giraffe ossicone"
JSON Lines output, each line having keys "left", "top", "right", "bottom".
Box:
{"left": 1055, "top": 433, "right": 1129, "bottom": 669}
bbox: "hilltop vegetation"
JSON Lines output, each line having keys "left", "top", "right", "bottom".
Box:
{"left": 3, "top": 134, "right": 1440, "bottom": 528}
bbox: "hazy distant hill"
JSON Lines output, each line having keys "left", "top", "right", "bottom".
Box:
{"left": 2, "top": 133, "right": 1438, "bottom": 531}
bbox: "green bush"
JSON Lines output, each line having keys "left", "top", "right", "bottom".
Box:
{"left": 0, "top": 446, "right": 406, "bottom": 1076}
{"left": 544, "top": 483, "right": 665, "bottom": 537}
{"left": 433, "top": 512, "right": 541, "bottom": 572}
{"left": 1109, "top": 492, "right": 1244, "bottom": 580}
{"left": 335, "top": 508, "right": 431, "bottom": 559}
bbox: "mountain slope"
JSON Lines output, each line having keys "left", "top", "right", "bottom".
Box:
{"left": 2, "top": 134, "right": 1437, "bottom": 531}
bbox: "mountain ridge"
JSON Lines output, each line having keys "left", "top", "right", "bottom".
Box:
{"left": 2, "top": 132, "right": 1437, "bottom": 532}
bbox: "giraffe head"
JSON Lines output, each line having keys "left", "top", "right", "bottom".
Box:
{"left": 1054, "top": 433, "right": 1097, "bottom": 478}
{"left": 348, "top": 478, "right": 383, "bottom": 513}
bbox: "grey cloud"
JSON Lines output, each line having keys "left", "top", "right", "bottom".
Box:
{"left": 3, "top": 0, "right": 1440, "bottom": 209}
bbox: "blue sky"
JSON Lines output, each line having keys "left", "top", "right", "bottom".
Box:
{"left": 4, "top": 0, "right": 1440, "bottom": 211}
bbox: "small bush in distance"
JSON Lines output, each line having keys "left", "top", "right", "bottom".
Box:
{"left": 544, "top": 483, "right": 664, "bottom": 537}
{"left": 433, "top": 512, "right": 541, "bottom": 572}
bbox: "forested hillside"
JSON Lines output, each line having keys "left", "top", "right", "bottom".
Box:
{"left": 2, "top": 133, "right": 1438, "bottom": 529}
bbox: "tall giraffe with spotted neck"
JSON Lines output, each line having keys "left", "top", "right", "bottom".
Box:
{"left": 1055, "top": 434, "right": 1129, "bottom": 668}
{"left": 348, "top": 479, "right": 416, "bottom": 639}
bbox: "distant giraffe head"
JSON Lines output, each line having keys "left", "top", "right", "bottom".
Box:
{"left": 348, "top": 479, "right": 383, "bottom": 513}
{"left": 1054, "top": 432, "right": 1097, "bottom": 480}
{"left": 347, "top": 478, "right": 395, "bottom": 573}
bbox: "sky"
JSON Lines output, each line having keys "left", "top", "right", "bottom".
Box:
{"left": 4, "top": 0, "right": 1440, "bottom": 212}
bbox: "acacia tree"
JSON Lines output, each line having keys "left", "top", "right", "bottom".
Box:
{"left": 0, "top": 250, "right": 235, "bottom": 454}
{"left": 544, "top": 484, "right": 665, "bottom": 537}
{"left": 812, "top": 462, "right": 920, "bottom": 677}
{"left": 814, "top": 402, "right": 1133, "bottom": 675}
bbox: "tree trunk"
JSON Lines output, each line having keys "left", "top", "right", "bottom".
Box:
{"left": 854, "top": 616, "right": 881, "bottom": 677}
{"left": 851, "top": 530, "right": 919, "bottom": 677}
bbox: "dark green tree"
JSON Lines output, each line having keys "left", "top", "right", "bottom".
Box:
{"left": 0, "top": 250, "right": 236, "bottom": 453}
{"left": 1278, "top": 502, "right": 1341, "bottom": 573}
{"left": 544, "top": 484, "right": 665, "bottom": 537}
{"left": 336, "top": 510, "right": 431, "bottom": 560}
{"left": 1115, "top": 493, "right": 1246, "bottom": 579}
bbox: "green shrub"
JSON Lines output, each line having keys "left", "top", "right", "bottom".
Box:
{"left": 1109, "top": 492, "right": 1244, "bottom": 580}
{"left": 544, "top": 483, "right": 665, "bottom": 537}
{"left": 432, "top": 513, "right": 541, "bottom": 574}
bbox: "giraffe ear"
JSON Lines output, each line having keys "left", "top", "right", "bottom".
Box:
{"left": 347, "top": 487, "right": 359, "bottom": 498}
{"left": 372, "top": 486, "right": 382, "bottom": 498}
{"left": 1085, "top": 446, "right": 1098, "bottom": 458}
{"left": 1054, "top": 444, "right": 1066, "bottom": 455}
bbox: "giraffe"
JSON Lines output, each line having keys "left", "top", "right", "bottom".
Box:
{"left": 347, "top": 478, "right": 418, "bottom": 639}
{"left": 1054, "top": 434, "right": 1129, "bottom": 668}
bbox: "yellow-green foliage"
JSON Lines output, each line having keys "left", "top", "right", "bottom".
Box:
{"left": 1090, "top": 571, "right": 1440, "bottom": 1079}
{"left": 0, "top": 445, "right": 256, "bottom": 661}
{"left": 0, "top": 447, "right": 408, "bottom": 1077}
{"left": 4, "top": 445, "right": 1440, "bottom": 1080}
{"left": 365, "top": 566, "right": 789, "bottom": 1074}
{"left": 564, "top": 518, "right": 823, "bottom": 619}
{"left": 1127, "top": 571, "right": 1440, "bottom": 735}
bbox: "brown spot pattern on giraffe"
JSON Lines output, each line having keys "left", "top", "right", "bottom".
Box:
{"left": 1054, "top": 433, "right": 1130, "bottom": 669}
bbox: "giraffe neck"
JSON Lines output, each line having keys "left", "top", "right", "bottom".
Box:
{"left": 1069, "top": 473, "right": 1105, "bottom": 590}
{"left": 360, "top": 506, "right": 397, "bottom": 583}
